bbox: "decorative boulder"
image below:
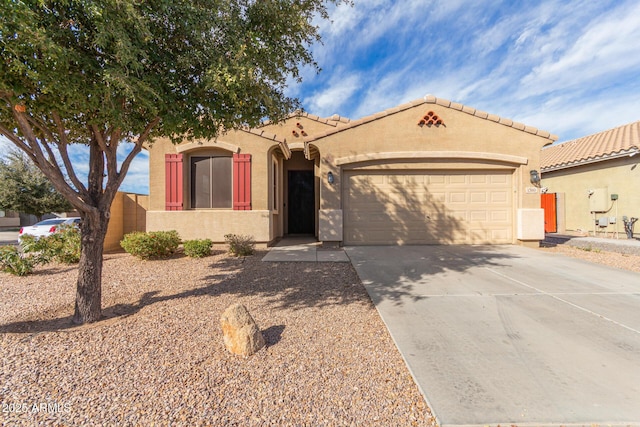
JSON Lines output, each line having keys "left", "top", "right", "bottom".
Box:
{"left": 220, "top": 304, "right": 265, "bottom": 357}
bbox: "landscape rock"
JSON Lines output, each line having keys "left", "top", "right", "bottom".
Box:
{"left": 220, "top": 303, "right": 265, "bottom": 357}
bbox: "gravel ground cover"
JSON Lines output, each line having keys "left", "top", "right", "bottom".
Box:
{"left": 540, "top": 242, "right": 640, "bottom": 273}
{"left": 0, "top": 249, "right": 434, "bottom": 427}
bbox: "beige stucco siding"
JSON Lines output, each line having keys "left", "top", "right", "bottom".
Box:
{"left": 146, "top": 210, "right": 271, "bottom": 242}
{"left": 542, "top": 156, "right": 640, "bottom": 236}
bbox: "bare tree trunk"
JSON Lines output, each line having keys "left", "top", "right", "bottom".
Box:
{"left": 72, "top": 210, "right": 109, "bottom": 324}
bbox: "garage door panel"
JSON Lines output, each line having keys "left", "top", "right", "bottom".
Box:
{"left": 470, "top": 175, "right": 490, "bottom": 184}
{"left": 449, "top": 192, "right": 467, "bottom": 204}
{"left": 470, "top": 192, "right": 487, "bottom": 203}
{"left": 448, "top": 175, "right": 467, "bottom": 185}
{"left": 491, "top": 210, "right": 510, "bottom": 222}
{"left": 429, "top": 175, "right": 446, "bottom": 184}
{"left": 491, "top": 191, "right": 509, "bottom": 203}
{"left": 469, "top": 210, "right": 488, "bottom": 221}
{"left": 344, "top": 170, "right": 513, "bottom": 245}
{"left": 491, "top": 174, "right": 509, "bottom": 184}
{"left": 449, "top": 210, "right": 469, "bottom": 221}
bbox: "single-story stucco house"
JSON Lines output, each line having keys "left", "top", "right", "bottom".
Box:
{"left": 146, "top": 95, "right": 557, "bottom": 247}
{"left": 541, "top": 120, "right": 640, "bottom": 238}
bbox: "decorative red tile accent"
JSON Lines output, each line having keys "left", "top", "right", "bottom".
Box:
{"left": 418, "top": 111, "right": 445, "bottom": 127}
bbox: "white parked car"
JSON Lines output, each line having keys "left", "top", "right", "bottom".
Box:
{"left": 18, "top": 218, "right": 82, "bottom": 243}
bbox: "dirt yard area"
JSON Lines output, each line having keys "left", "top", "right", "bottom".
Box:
{"left": 0, "top": 249, "right": 434, "bottom": 426}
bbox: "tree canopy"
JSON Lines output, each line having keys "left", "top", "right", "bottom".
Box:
{"left": 0, "top": 149, "right": 73, "bottom": 219}
{"left": 0, "top": 0, "right": 342, "bottom": 323}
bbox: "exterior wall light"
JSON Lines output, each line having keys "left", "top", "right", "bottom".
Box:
{"left": 327, "top": 171, "right": 335, "bottom": 184}
{"left": 529, "top": 169, "right": 540, "bottom": 185}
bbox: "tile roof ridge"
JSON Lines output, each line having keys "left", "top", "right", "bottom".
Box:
{"left": 540, "top": 119, "right": 640, "bottom": 171}
{"left": 422, "top": 95, "right": 557, "bottom": 140}
{"left": 304, "top": 95, "right": 557, "bottom": 143}
{"left": 256, "top": 111, "right": 351, "bottom": 129}
{"left": 238, "top": 126, "right": 287, "bottom": 143}
{"left": 548, "top": 118, "right": 640, "bottom": 147}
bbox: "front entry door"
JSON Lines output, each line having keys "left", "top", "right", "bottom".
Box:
{"left": 288, "top": 170, "right": 314, "bottom": 234}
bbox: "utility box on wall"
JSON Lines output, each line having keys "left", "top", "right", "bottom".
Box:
{"left": 517, "top": 209, "right": 545, "bottom": 240}
{"left": 589, "top": 188, "right": 609, "bottom": 212}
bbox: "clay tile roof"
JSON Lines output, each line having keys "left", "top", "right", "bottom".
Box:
{"left": 541, "top": 120, "right": 640, "bottom": 172}
{"left": 303, "top": 95, "right": 558, "bottom": 143}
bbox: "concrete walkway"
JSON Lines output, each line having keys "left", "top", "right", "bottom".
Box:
{"left": 261, "top": 237, "right": 350, "bottom": 262}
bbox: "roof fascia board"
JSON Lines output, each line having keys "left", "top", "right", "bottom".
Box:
{"left": 335, "top": 151, "right": 528, "bottom": 166}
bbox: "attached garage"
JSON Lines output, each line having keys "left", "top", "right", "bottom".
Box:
{"left": 343, "top": 169, "right": 513, "bottom": 245}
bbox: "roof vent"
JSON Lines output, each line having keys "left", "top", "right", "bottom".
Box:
{"left": 418, "top": 111, "right": 444, "bottom": 127}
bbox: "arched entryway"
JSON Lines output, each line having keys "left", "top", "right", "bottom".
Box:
{"left": 284, "top": 151, "right": 316, "bottom": 236}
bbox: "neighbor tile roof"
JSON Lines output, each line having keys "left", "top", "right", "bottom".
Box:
{"left": 541, "top": 120, "right": 640, "bottom": 172}
{"left": 303, "top": 95, "right": 558, "bottom": 143}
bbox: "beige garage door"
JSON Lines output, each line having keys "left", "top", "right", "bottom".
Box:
{"left": 343, "top": 170, "right": 513, "bottom": 245}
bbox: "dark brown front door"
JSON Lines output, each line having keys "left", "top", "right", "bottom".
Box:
{"left": 288, "top": 170, "right": 314, "bottom": 234}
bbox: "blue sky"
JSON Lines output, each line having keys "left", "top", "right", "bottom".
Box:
{"left": 2, "top": 0, "right": 639, "bottom": 195}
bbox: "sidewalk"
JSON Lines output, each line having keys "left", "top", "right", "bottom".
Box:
{"left": 262, "top": 237, "right": 350, "bottom": 262}
{"left": 0, "top": 230, "right": 18, "bottom": 246}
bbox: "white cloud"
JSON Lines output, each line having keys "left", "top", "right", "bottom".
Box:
{"left": 520, "top": 1, "right": 640, "bottom": 97}
{"left": 305, "top": 72, "right": 363, "bottom": 116}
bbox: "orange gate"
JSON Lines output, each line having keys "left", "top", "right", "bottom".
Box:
{"left": 540, "top": 193, "right": 557, "bottom": 233}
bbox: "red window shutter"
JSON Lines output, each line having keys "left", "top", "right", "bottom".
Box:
{"left": 233, "top": 153, "right": 251, "bottom": 210}
{"left": 165, "top": 154, "right": 183, "bottom": 211}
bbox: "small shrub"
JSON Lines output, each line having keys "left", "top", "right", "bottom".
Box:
{"left": 183, "top": 239, "right": 213, "bottom": 258}
{"left": 578, "top": 245, "right": 601, "bottom": 253}
{"left": 0, "top": 246, "right": 41, "bottom": 276}
{"left": 121, "top": 230, "right": 181, "bottom": 260}
{"left": 54, "top": 225, "right": 82, "bottom": 263}
{"left": 21, "top": 225, "right": 81, "bottom": 264}
{"left": 224, "top": 234, "right": 255, "bottom": 257}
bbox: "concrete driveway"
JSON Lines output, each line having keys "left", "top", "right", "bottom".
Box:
{"left": 345, "top": 245, "right": 640, "bottom": 427}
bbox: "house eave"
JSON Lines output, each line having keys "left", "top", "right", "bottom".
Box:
{"left": 541, "top": 148, "right": 640, "bottom": 173}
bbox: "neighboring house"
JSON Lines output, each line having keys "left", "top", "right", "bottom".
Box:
{"left": 0, "top": 210, "right": 20, "bottom": 229}
{"left": 541, "top": 120, "right": 640, "bottom": 238}
{"left": 147, "top": 95, "right": 556, "bottom": 246}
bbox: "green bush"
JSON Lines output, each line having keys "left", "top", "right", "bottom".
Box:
{"left": 21, "top": 224, "right": 81, "bottom": 264}
{"left": 183, "top": 239, "right": 213, "bottom": 258}
{"left": 120, "top": 230, "right": 181, "bottom": 260}
{"left": 0, "top": 246, "right": 42, "bottom": 276}
{"left": 224, "top": 233, "right": 255, "bottom": 257}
